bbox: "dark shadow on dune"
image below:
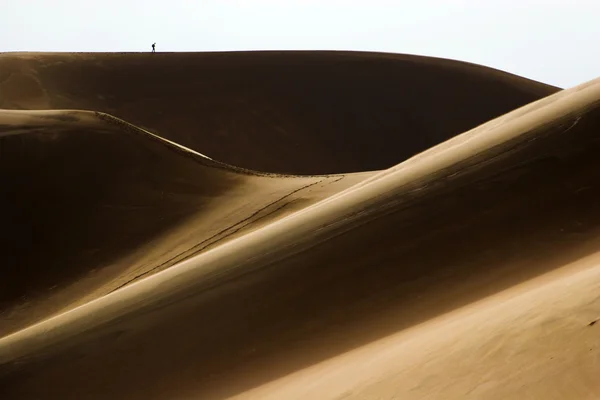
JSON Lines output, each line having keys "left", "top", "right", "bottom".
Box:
{"left": 3, "top": 104, "right": 600, "bottom": 399}
{"left": 1, "top": 51, "right": 559, "bottom": 174}
{"left": 0, "top": 122, "right": 240, "bottom": 330}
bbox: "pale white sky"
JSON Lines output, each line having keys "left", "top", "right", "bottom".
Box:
{"left": 3, "top": 0, "right": 599, "bottom": 88}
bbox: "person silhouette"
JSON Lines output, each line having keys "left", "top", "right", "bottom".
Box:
{"left": 152, "top": 43, "right": 156, "bottom": 53}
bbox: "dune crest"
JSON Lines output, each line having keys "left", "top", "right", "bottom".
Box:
{"left": 0, "top": 51, "right": 558, "bottom": 174}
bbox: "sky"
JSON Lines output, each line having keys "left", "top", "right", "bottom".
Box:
{"left": 3, "top": 0, "right": 599, "bottom": 88}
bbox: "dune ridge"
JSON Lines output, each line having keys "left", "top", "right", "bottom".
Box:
{"left": 0, "top": 51, "right": 559, "bottom": 174}
{"left": 0, "top": 108, "right": 370, "bottom": 335}
{"left": 1, "top": 66, "right": 600, "bottom": 399}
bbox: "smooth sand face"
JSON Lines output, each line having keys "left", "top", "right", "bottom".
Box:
{"left": 1, "top": 52, "right": 599, "bottom": 400}
{"left": 236, "top": 251, "right": 600, "bottom": 400}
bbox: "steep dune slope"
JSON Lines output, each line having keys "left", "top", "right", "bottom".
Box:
{"left": 0, "top": 110, "right": 369, "bottom": 334}
{"left": 2, "top": 78, "right": 599, "bottom": 399}
{"left": 0, "top": 51, "right": 558, "bottom": 174}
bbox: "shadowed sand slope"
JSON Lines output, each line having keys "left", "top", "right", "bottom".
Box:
{"left": 0, "top": 109, "right": 370, "bottom": 334}
{"left": 0, "top": 51, "right": 558, "bottom": 174}
{"left": 2, "top": 77, "right": 600, "bottom": 399}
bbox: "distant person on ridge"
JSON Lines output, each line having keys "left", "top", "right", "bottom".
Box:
{"left": 152, "top": 43, "right": 156, "bottom": 53}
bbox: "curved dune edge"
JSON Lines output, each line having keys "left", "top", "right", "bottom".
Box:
{"left": 1, "top": 76, "right": 600, "bottom": 399}
{"left": 0, "top": 51, "right": 559, "bottom": 174}
{"left": 0, "top": 109, "right": 372, "bottom": 335}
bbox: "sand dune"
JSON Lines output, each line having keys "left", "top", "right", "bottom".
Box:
{"left": 1, "top": 50, "right": 599, "bottom": 399}
{"left": 0, "top": 51, "right": 558, "bottom": 174}
{"left": 0, "top": 109, "right": 369, "bottom": 334}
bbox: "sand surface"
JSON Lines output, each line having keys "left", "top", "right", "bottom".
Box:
{"left": 0, "top": 109, "right": 369, "bottom": 335}
{"left": 0, "top": 51, "right": 558, "bottom": 174}
{"left": 1, "top": 51, "right": 599, "bottom": 399}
